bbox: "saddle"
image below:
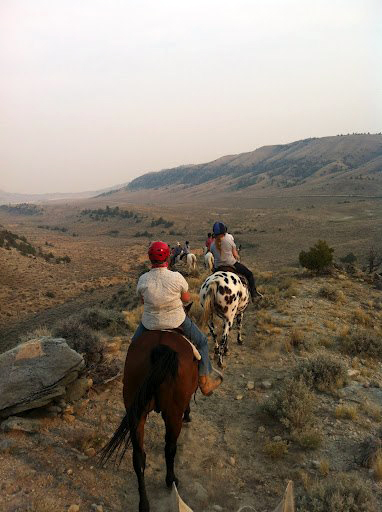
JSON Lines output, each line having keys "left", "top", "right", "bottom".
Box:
{"left": 159, "top": 329, "right": 201, "bottom": 361}
{"left": 215, "top": 265, "right": 249, "bottom": 287}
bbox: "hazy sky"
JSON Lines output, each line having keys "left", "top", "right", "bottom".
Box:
{"left": 1, "top": 0, "right": 381, "bottom": 194}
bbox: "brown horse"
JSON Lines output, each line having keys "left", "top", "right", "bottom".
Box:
{"left": 100, "top": 327, "right": 199, "bottom": 512}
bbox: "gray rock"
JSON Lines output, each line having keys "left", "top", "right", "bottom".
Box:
{"left": 212, "top": 506, "right": 223, "bottom": 512}
{"left": 261, "top": 380, "right": 273, "bottom": 389}
{"left": 0, "top": 439, "right": 16, "bottom": 452}
{"left": 191, "top": 481, "right": 208, "bottom": 502}
{"left": 1, "top": 416, "right": 40, "bottom": 433}
{"left": 0, "top": 337, "right": 85, "bottom": 418}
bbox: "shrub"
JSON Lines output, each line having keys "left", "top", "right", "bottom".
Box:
{"left": 318, "top": 285, "right": 344, "bottom": 302}
{"left": 339, "top": 329, "right": 382, "bottom": 360}
{"left": 299, "top": 240, "right": 334, "bottom": 273}
{"left": 262, "top": 377, "right": 316, "bottom": 430}
{"left": 105, "top": 284, "right": 140, "bottom": 311}
{"left": 263, "top": 439, "right": 288, "bottom": 459}
{"left": 294, "top": 353, "right": 347, "bottom": 392}
{"left": 296, "top": 473, "right": 377, "bottom": 512}
{"left": 79, "top": 307, "right": 125, "bottom": 333}
{"left": 53, "top": 317, "right": 104, "bottom": 365}
{"left": 292, "top": 427, "right": 323, "bottom": 450}
{"left": 340, "top": 252, "right": 357, "bottom": 264}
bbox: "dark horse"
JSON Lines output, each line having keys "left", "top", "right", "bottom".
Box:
{"left": 100, "top": 325, "right": 199, "bottom": 512}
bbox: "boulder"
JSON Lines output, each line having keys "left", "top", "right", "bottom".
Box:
{"left": 0, "top": 337, "right": 85, "bottom": 418}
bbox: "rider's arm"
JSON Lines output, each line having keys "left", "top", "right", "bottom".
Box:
{"left": 232, "top": 247, "right": 240, "bottom": 260}
{"left": 181, "top": 291, "right": 191, "bottom": 303}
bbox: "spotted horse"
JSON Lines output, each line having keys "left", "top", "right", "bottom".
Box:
{"left": 200, "top": 271, "right": 250, "bottom": 367}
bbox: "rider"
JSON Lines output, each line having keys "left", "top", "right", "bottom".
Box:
{"left": 131, "top": 241, "right": 223, "bottom": 396}
{"left": 205, "top": 233, "right": 213, "bottom": 252}
{"left": 180, "top": 240, "right": 190, "bottom": 260}
{"left": 170, "top": 241, "right": 182, "bottom": 266}
{"left": 210, "top": 221, "right": 262, "bottom": 301}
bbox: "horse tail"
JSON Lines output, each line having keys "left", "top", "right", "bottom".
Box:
{"left": 99, "top": 344, "right": 178, "bottom": 466}
{"left": 201, "top": 281, "right": 217, "bottom": 326}
{"left": 192, "top": 254, "right": 196, "bottom": 270}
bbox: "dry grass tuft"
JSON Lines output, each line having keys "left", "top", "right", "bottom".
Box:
{"left": 290, "top": 328, "right": 305, "bottom": 347}
{"left": 335, "top": 405, "right": 358, "bottom": 420}
{"left": 263, "top": 439, "right": 289, "bottom": 459}
{"left": 123, "top": 305, "right": 144, "bottom": 331}
{"left": 19, "top": 325, "right": 52, "bottom": 343}
{"left": 351, "top": 307, "right": 374, "bottom": 327}
{"left": 318, "top": 285, "right": 345, "bottom": 302}
{"left": 319, "top": 459, "right": 330, "bottom": 476}
{"left": 373, "top": 450, "right": 382, "bottom": 481}
{"left": 359, "top": 400, "right": 382, "bottom": 421}
{"left": 296, "top": 473, "right": 377, "bottom": 512}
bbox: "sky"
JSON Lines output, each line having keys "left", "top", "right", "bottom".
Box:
{"left": 1, "top": 0, "right": 381, "bottom": 194}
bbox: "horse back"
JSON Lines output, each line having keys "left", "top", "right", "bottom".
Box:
{"left": 124, "top": 331, "right": 198, "bottom": 412}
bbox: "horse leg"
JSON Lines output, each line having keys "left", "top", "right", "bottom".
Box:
{"left": 218, "top": 318, "right": 232, "bottom": 367}
{"left": 183, "top": 403, "right": 191, "bottom": 423}
{"left": 163, "top": 413, "right": 182, "bottom": 488}
{"left": 131, "top": 416, "right": 150, "bottom": 512}
{"left": 237, "top": 313, "right": 243, "bottom": 345}
{"left": 208, "top": 320, "right": 219, "bottom": 354}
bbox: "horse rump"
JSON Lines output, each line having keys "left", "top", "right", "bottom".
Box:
{"left": 99, "top": 344, "right": 178, "bottom": 466}
{"left": 201, "top": 280, "right": 217, "bottom": 326}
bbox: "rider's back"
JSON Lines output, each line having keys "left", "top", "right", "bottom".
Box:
{"left": 210, "top": 234, "right": 237, "bottom": 268}
{"left": 137, "top": 268, "right": 188, "bottom": 330}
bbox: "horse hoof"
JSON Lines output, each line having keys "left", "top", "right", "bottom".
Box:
{"left": 166, "top": 476, "right": 179, "bottom": 488}
{"left": 183, "top": 416, "right": 192, "bottom": 423}
{"left": 223, "top": 349, "right": 230, "bottom": 356}
{"left": 237, "top": 339, "right": 243, "bottom": 345}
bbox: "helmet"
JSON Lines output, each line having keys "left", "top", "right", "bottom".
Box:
{"left": 148, "top": 241, "right": 170, "bottom": 263}
{"left": 212, "top": 221, "right": 227, "bottom": 236}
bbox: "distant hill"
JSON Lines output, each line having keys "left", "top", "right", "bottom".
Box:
{"left": 0, "top": 182, "right": 129, "bottom": 205}
{"left": 121, "top": 134, "right": 382, "bottom": 198}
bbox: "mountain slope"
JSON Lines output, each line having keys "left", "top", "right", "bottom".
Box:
{"left": 125, "top": 134, "right": 382, "bottom": 197}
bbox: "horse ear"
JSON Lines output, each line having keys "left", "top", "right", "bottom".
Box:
{"left": 184, "top": 302, "right": 193, "bottom": 315}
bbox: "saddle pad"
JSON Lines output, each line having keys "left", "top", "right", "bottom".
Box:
{"left": 161, "top": 330, "right": 201, "bottom": 361}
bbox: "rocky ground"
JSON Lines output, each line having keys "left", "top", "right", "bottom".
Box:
{"left": 1, "top": 263, "right": 382, "bottom": 512}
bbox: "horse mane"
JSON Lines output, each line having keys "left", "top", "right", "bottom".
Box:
{"left": 99, "top": 344, "right": 178, "bottom": 466}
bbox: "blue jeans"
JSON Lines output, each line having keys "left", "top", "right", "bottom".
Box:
{"left": 131, "top": 317, "right": 212, "bottom": 376}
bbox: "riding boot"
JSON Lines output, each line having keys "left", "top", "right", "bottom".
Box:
{"left": 251, "top": 287, "right": 263, "bottom": 302}
{"left": 198, "top": 374, "right": 223, "bottom": 396}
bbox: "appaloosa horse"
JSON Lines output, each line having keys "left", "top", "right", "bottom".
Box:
{"left": 100, "top": 325, "right": 199, "bottom": 512}
{"left": 200, "top": 271, "right": 250, "bottom": 367}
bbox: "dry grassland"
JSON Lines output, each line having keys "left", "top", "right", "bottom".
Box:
{"left": 0, "top": 198, "right": 382, "bottom": 511}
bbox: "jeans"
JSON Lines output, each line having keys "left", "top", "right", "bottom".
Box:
{"left": 131, "top": 316, "right": 212, "bottom": 376}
